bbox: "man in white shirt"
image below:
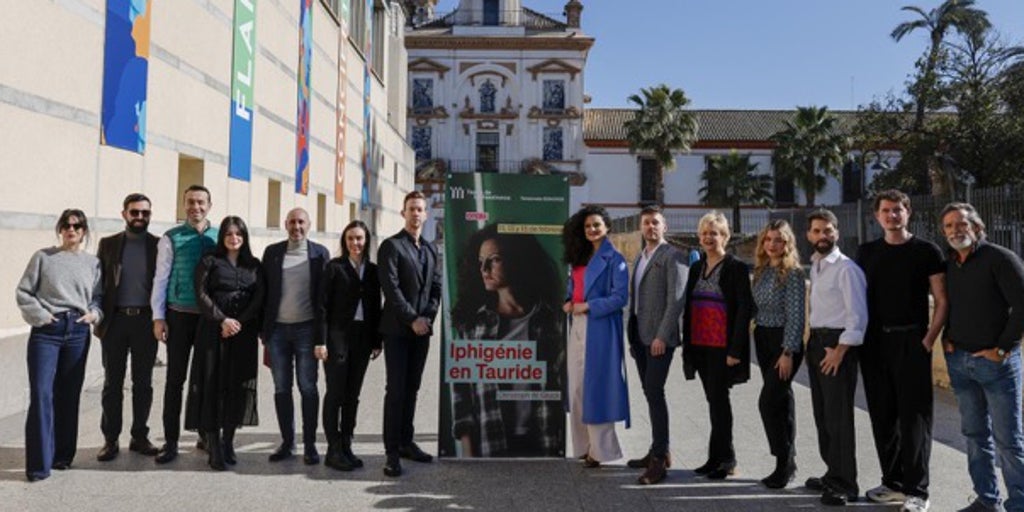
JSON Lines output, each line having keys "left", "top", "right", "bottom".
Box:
{"left": 804, "top": 209, "right": 868, "bottom": 507}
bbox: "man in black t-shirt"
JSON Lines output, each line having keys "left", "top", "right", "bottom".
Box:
{"left": 855, "top": 190, "right": 947, "bottom": 512}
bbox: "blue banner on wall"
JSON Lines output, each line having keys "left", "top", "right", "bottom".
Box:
{"left": 228, "top": 0, "right": 257, "bottom": 181}
{"left": 100, "top": 0, "right": 152, "bottom": 154}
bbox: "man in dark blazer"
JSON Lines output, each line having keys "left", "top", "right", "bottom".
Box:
{"left": 95, "top": 193, "right": 161, "bottom": 461}
{"left": 626, "top": 206, "right": 687, "bottom": 485}
{"left": 261, "top": 208, "right": 330, "bottom": 464}
{"left": 378, "top": 191, "right": 442, "bottom": 477}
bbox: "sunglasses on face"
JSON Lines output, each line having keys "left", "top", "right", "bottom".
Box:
{"left": 127, "top": 209, "right": 151, "bottom": 218}
{"left": 61, "top": 223, "right": 84, "bottom": 232}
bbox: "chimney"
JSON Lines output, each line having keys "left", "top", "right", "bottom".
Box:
{"left": 564, "top": 0, "right": 582, "bottom": 29}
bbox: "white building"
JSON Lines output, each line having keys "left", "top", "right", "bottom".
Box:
{"left": 581, "top": 108, "right": 898, "bottom": 231}
{"left": 404, "top": 0, "right": 592, "bottom": 235}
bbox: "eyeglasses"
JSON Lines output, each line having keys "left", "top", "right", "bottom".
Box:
{"left": 479, "top": 254, "right": 502, "bottom": 272}
{"left": 127, "top": 209, "right": 151, "bottom": 218}
{"left": 61, "top": 223, "right": 84, "bottom": 232}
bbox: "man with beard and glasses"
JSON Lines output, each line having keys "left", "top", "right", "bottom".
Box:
{"left": 855, "top": 190, "right": 947, "bottom": 512}
{"left": 94, "top": 193, "right": 161, "bottom": 461}
{"left": 804, "top": 209, "right": 868, "bottom": 507}
{"left": 940, "top": 202, "right": 1024, "bottom": 512}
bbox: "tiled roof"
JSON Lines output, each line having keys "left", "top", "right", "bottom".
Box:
{"left": 583, "top": 108, "right": 861, "bottom": 143}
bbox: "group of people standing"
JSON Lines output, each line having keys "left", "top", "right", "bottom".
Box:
{"left": 563, "top": 191, "right": 1024, "bottom": 512}
{"left": 16, "top": 187, "right": 441, "bottom": 482}
{"left": 15, "top": 184, "right": 1024, "bottom": 512}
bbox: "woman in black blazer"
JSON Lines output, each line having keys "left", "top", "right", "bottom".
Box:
{"left": 682, "top": 211, "right": 753, "bottom": 480}
{"left": 321, "top": 220, "right": 382, "bottom": 471}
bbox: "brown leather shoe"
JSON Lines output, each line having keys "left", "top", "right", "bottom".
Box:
{"left": 627, "top": 452, "right": 672, "bottom": 469}
{"left": 129, "top": 438, "right": 159, "bottom": 456}
{"left": 582, "top": 455, "right": 600, "bottom": 468}
{"left": 637, "top": 456, "right": 667, "bottom": 485}
{"left": 97, "top": 441, "right": 119, "bottom": 462}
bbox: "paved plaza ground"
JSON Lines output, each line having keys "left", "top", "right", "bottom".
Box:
{"left": 0, "top": 331, "right": 991, "bottom": 511}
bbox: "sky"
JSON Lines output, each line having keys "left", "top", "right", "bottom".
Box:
{"left": 432, "top": 0, "right": 1024, "bottom": 110}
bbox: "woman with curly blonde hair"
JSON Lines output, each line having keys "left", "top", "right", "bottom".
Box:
{"left": 751, "top": 219, "right": 806, "bottom": 489}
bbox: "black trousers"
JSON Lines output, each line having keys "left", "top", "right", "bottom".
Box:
{"left": 323, "top": 321, "right": 374, "bottom": 445}
{"left": 101, "top": 310, "right": 157, "bottom": 442}
{"left": 382, "top": 334, "right": 430, "bottom": 456}
{"left": 630, "top": 342, "right": 675, "bottom": 458}
{"left": 162, "top": 309, "right": 200, "bottom": 444}
{"left": 861, "top": 327, "right": 932, "bottom": 498}
{"left": 755, "top": 326, "right": 804, "bottom": 464}
{"left": 692, "top": 348, "right": 736, "bottom": 467}
{"left": 806, "top": 329, "right": 859, "bottom": 496}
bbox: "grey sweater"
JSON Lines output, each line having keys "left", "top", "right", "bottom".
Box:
{"left": 16, "top": 247, "right": 103, "bottom": 327}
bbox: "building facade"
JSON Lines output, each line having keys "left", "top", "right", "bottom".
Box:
{"left": 0, "top": 0, "right": 415, "bottom": 330}
{"left": 404, "top": 0, "right": 593, "bottom": 236}
{"left": 582, "top": 108, "right": 899, "bottom": 231}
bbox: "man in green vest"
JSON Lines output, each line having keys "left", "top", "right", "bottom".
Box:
{"left": 150, "top": 184, "right": 218, "bottom": 464}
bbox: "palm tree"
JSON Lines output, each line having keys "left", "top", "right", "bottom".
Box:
{"left": 698, "top": 151, "right": 773, "bottom": 234}
{"left": 624, "top": 84, "right": 698, "bottom": 206}
{"left": 891, "top": 0, "right": 991, "bottom": 130}
{"left": 770, "top": 106, "right": 849, "bottom": 207}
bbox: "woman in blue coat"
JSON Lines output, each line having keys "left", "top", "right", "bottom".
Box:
{"left": 562, "top": 205, "right": 630, "bottom": 467}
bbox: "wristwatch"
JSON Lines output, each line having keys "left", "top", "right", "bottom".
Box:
{"left": 997, "top": 348, "right": 1008, "bottom": 360}
{"left": 781, "top": 348, "right": 793, "bottom": 357}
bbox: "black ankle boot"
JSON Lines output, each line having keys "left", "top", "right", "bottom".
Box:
{"left": 222, "top": 427, "right": 237, "bottom": 465}
{"left": 324, "top": 441, "right": 354, "bottom": 471}
{"left": 341, "top": 436, "right": 363, "bottom": 468}
{"left": 762, "top": 457, "right": 795, "bottom": 489}
{"left": 206, "top": 431, "right": 225, "bottom": 471}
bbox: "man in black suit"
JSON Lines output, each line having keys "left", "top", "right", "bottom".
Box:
{"left": 378, "top": 191, "right": 442, "bottom": 477}
{"left": 95, "top": 193, "right": 161, "bottom": 461}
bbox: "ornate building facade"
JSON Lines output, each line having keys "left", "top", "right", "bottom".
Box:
{"left": 404, "top": 0, "right": 592, "bottom": 234}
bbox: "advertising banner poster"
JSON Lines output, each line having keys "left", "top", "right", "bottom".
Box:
{"left": 294, "top": 0, "right": 312, "bottom": 194}
{"left": 100, "top": 0, "right": 152, "bottom": 154}
{"left": 228, "top": 0, "right": 257, "bottom": 181}
{"left": 440, "top": 173, "right": 569, "bottom": 458}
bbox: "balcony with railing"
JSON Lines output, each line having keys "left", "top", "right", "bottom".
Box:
{"left": 414, "top": 157, "right": 584, "bottom": 182}
{"left": 418, "top": 8, "right": 567, "bottom": 30}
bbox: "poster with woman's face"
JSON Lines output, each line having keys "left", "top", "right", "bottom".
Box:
{"left": 440, "top": 174, "right": 569, "bottom": 458}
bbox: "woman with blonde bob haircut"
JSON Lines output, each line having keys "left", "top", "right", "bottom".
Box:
{"left": 682, "top": 211, "right": 753, "bottom": 480}
{"left": 751, "top": 219, "right": 807, "bottom": 489}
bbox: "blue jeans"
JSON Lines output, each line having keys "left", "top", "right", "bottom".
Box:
{"left": 946, "top": 347, "right": 1024, "bottom": 511}
{"left": 25, "top": 311, "right": 91, "bottom": 481}
{"left": 267, "top": 321, "right": 319, "bottom": 448}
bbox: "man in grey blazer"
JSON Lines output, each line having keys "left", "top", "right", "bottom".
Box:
{"left": 626, "top": 206, "right": 688, "bottom": 485}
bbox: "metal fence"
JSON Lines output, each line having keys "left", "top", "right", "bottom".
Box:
{"left": 610, "top": 208, "right": 771, "bottom": 236}
{"left": 611, "top": 183, "right": 1024, "bottom": 257}
{"left": 771, "top": 183, "right": 1024, "bottom": 257}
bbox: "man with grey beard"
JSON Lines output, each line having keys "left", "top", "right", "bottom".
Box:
{"left": 940, "top": 202, "right": 1024, "bottom": 512}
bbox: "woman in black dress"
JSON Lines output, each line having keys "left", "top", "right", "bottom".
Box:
{"left": 190, "top": 216, "right": 265, "bottom": 470}
{"left": 321, "top": 220, "right": 382, "bottom": 471}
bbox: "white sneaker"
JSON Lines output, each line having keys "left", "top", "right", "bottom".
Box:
{"left": 867, "top": 484, "right": 907, "bottom": 503}
{"left": 902, "top": 496, "right": 930, "bottom": 512}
